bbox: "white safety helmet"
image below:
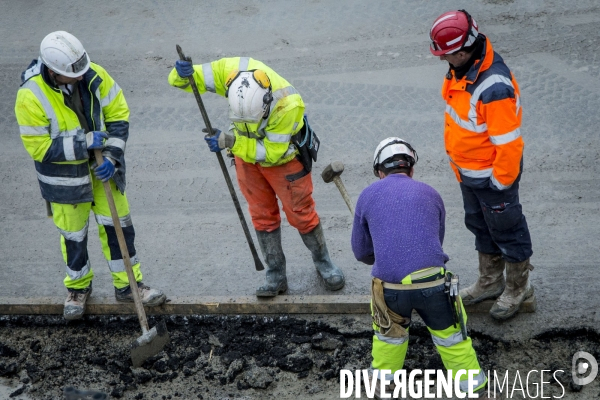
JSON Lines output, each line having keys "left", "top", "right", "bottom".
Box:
{"left": 225, "top": 69, "right": 273, "bottom": 123}
{"left": 372, "top": 137, "right": 418, "bottom": 177}
{"left": 40, "top": 31, "right": 90, "bottom": 78}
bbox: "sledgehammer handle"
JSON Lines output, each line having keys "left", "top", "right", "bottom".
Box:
{"left": 93, "top": 149, "right": 150, "bottom": 333}
{"left": 334, "top": 177, "right": 355, "bottom": 215}
{"left": 176, "top": 45, "right": 264, "bottom": 272}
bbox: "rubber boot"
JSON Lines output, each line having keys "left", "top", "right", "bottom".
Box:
{"left": 460, "top": 252, "right": 505, "bottom": 306}
{"left": 299, "top": 223, "right": 345, "bottom": 291}
{"left": 490, "top": 259, "right": 534, "bottom": 320}
{"left": 255, "top": 228, "right": 288, "bottom": 297}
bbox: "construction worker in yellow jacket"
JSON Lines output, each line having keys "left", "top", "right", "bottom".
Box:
{"left": 14, "top": 31, "right": 165, "bottom": 320}
{"left": 429, "top": 10, "right": 534, "bottom": 320}
{"left": 168, "top": 57, "right": 345, "bottom": 296}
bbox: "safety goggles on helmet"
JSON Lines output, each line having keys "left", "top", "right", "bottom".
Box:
{"left": 372, "top": 138, "right": 418, "bottom": 177}
{"left": 68, "top": 53, "right": 89, "bottom": 75}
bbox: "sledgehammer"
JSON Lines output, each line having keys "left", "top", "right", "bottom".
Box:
{"left": 321, "top": 161, "right": 354, "bottom": 215}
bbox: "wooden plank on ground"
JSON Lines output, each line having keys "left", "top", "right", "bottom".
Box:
{"left": 0, "top": 294, "right": 536, "bottom": 315}
{"left": 0, "top": 295, "right": 371, "bottom": 315}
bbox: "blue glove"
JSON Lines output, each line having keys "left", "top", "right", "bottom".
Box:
{"left": 203, "top": 128, "right": 223, "bottom": 152}
{"left": 94, "top": 157, "right": 116, "bottom": 182}
{"left": 175, "top": 60, "right": 194, "bottom": 78}
{"left": 86, "top": 131, "right": 108, "bottom": 149}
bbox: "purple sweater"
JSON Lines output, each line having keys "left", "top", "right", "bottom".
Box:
{"left": 351, "top": 174, "right": 449, "bottom": 283}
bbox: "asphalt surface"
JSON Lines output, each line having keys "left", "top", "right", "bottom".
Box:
{"left": 1, "top": 0, "right": 600, "bottom": 343}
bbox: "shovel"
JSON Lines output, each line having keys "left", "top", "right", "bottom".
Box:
{"left": 93, "top": 149, "right": 169, "bottom": 367}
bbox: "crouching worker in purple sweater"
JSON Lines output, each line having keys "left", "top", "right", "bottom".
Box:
{"left": 351, "top": 137, "right": 490, "bottom": 399}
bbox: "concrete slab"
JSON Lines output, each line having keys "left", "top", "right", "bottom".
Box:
{"left": 1, "top": 1, "right": 599, "bottom": 343}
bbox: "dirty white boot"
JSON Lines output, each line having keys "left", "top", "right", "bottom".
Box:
{"left": 115, "top": 282, "right": 166, "bottom": 306}
{"left": 490, "top": 259, "right": 534, "bottom": 320}
{"left": 460, "top": 252, "right": 505, "bottom": 305}
{"left": 64, "top": 286, "right": 92, "bottom": 320}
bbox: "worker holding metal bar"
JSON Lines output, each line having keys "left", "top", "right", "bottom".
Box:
{"left": 168, "top": 57, "right": 345, "bottom": 296}
{"left": 351, "top": 137, "right": 488, "bottom": 398}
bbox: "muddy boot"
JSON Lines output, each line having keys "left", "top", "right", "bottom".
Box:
{"left": 299, "top": 223, "right": 345, "bottom": 291}
{"left": 115, "top": 283, "right": 166, "bottom": 306}
{"left": 460, "top": 252, "right": 505, "bottom": 306}
{"left": 255, "top": 228, "right": 288, "bottom": 297}
{"left": 64, "top": 286, "right": 92, "bottom": 320}
{"left": 490, "top": 259, "right": 534, "bottom": 320}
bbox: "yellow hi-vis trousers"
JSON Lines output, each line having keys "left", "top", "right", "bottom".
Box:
{"left": 371, "top": 271, "right": 487, "bottom": 394}
{"left": 51, "top": 175, "right": 142, "bottom": 291}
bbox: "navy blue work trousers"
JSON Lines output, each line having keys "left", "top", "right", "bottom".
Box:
{"left": 459, "top": 174, "right": 532, "bottom": 263}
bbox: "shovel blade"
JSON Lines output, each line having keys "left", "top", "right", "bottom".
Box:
{"left": 131, "top": 319, "right": 170, "bottom": 368}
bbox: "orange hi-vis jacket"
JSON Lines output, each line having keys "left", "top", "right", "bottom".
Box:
{"left": 442, "top": 36, "right": 524, "bottom": 190}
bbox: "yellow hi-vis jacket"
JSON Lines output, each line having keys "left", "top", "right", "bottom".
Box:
{"left": 15, "top": 60, "right": 130, "bottom": 203}
{"left": 168, "top": 57, "right": 305, "bottom": 167}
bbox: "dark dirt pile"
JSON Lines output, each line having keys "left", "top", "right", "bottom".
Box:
{"left": 0, "top": 315, "right": 598, "bottom": 399}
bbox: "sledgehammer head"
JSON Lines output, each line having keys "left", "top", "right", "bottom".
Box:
{"left": 321, "top": 161, "right": 345, "bottom": 183}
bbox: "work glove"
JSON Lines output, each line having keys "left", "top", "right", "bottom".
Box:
{"left": 203, "top": 127, "right": 236, "bottom": 152}
{"left": 175, "top": 60, "right": 194, "bottom": 78}
{"left": 94, "top": 157, "right": 116, "bottom": 182}
{"left": 203, "top": 128, "right": 224, "bottom": 152}
{"left": 85, "top": 131, "right": 108, "bottom": 149}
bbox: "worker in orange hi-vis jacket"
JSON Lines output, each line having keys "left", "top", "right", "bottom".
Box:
{"left": 429, "top": 9, "right": 533, "bottom": 321}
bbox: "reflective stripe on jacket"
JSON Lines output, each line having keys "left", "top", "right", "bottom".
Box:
{"left": 442, "top": 36, "right": 524, "bottom": 190}
{"left": 168, "top": 57, "right": 305, "bottom": 167}
{"left": 15, "top": 60, "right": 130, "bottom": 203}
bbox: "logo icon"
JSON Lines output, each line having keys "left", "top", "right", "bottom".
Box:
{"left": 572, "top": 351, "right": 598, "bottom": 386}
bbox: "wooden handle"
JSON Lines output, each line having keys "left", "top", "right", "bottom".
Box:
{"left": 94, "top": 149, "right": 149, "bottom": 333}
{"left": 333, "top": 176, "right": 355, "bottom": 216}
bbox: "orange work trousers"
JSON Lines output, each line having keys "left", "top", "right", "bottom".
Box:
{"left": 235, "top": 156, "right": 320, "bottom": 234}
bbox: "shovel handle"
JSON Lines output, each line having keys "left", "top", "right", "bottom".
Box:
{"left": 93, "top": 149, "right": 149, "bottom": 333}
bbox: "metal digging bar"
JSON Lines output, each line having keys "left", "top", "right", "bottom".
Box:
{"left": 175, "top": 44, "right": 264, "bottom": 271}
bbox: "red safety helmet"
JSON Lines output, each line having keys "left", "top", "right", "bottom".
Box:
{"left": 429, "top": 10, "right": 479, "bottom": 56}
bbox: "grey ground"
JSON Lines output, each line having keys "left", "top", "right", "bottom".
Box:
{"left": 1, "top": 0, "right": 600, "bottom": 398}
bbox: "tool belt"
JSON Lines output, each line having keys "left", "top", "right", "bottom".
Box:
{"left": 371, "top": 267, "right": 448, "bottom": 339}
{"left": 371, "top": 278, "right": 410, "bottom": 339}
